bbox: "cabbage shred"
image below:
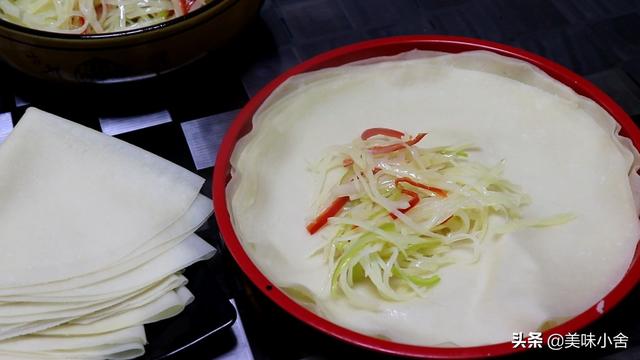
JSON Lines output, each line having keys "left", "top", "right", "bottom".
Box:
{"left": 0, "top": 0, "right": 210, "bottom": 34}
{"left": 308, "top": 128, "right": 572, "bottom": 306}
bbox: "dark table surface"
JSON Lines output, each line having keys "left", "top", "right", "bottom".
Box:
{"left": 2, "top": 1, "right": 640, "bottom": 359}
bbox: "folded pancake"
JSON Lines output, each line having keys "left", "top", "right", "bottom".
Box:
{"left": 0, "top": 326, "right": 146, "bottom": 352}
{"left": 67, "top": 285, "right": 192, "bottom": 326}
{"left": 39, "top": 287, "right": 194, "bottom": 336}
{"left": 0, "top": 326, "right": 147, "bottom": 360}
{"left": 0, "top": 275, "right": 186, "bottom": 323}
{"left": 0, "top": 275, "right": 187, "bottom": 325}
{"left": 0, "top": 275, "right": 187, "bottom": 341}
{"left": 0, "top": 108, "right": 216, "bottom": 358}
{"left": 0, "top": 108, "right": 205, "bottom": 288}
{"left": 0, "top": 287, "right": 193, "bottom": 357}
{"left": 0, "top": 194, "right": 212, "bottom": 297}
{"left": 0, "top": 342, "right": 144, "bottom": 360}
{"left": 0, "top": 233, "right": 212, "bottom": 341}
{"left": 228, "top": 51, "right": 640, "bottom": 346}
{"left": 0, "top": 234, "right": 214, "bottom": 304}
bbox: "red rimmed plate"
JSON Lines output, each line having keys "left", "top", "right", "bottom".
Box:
{"left": 213, "top": 35, "right": 640, "bottom": 359}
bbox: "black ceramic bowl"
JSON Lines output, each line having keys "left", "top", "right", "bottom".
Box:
{"left": 0, "top": 0, "right": 262, "bottom": 83}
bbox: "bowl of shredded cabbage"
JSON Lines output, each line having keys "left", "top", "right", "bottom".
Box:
{"left": 213, "top": 35, "right": 640, "bottom": 358}
{"left": 0, "top": 0, "right": 261, "bottom": 82}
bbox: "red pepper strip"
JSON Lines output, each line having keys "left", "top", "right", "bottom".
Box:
{"left": 390, "top": 189, "right": 420, "bottom": 219}
{"left": 395, "top": 177, "right": 448, "bottom": 198}
{"left": 369, "top": 133, "right": 427, "bottom": 154}
{"left": 179, "top": 0, "right": 189, "bottom": 14}
{"left": 439, "top": 215, "right": 453, "bottom": 225}
{"left": 361, "top": 128, "right": 405, "bottom": 140}
{"left": 306, "top": 196, "right": 350, "bottom": 235}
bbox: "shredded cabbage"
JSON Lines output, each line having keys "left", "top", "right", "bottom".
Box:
{"left": 308, "top": 129, "right": 573, "bottom": 305}
{"left": 0, "top": 0, "right": 210, "bottom": 34}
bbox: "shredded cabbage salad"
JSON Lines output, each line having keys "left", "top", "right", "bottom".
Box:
{"left": 0, "top": 0, "right": 210, "bottom": 34}
{"left": 307, "top": 128, "right": 573, "bottom": 307}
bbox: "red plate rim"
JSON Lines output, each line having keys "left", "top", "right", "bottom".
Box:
{"left": 213, "top": 35, "right": 640, "bottom": 359}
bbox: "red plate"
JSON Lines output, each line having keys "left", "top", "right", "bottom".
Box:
{"left": 213, "top": 35, "right": 640, "bottom": 358}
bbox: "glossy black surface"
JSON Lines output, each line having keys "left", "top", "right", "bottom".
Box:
{"left": 2, "top": 0, "right": 640, "bottom": 359}
{"left": 139, "top": 224, "right": 237, "bottom": 360}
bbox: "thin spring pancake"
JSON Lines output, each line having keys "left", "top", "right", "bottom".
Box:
{"left": 68, "top": 284, "right": 190, "bottom": 326}
{"left": 0, "top": 234, "right": 214, "bottom": 303}
{"left": 0, "top": 326, "right": 146, "bottom": 353}
{"left": 39, "top": 287, "right": 194, "bottom": 336}
{"left": 0, "top": 275, "right": 186, "bottom": 324}
{"left": 0, "top": 275, "right": 186, "bottom": 341}
{"left": 4, "top": 274, "right": 187, "bottom": 317}
{"left": 227, "top": 51, "right": 640, "bottom": 346}
{"left": 0, "top": 108, "right": 204, "bottom": 288}
{"left": 0, "top": 231, "right": 213, "bottom": 341}
{"left": 0, "top": 342, "right": 145, "bottom": 360}
{"left": 0, "top": 194, "right": 212, "bottom": 298}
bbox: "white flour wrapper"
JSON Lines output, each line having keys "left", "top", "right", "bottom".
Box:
{"left": 227, "top": 50, "right": 640, "bottom": 346}
{"left": 0, "top": 108, "right": 205, "bottom": 288}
